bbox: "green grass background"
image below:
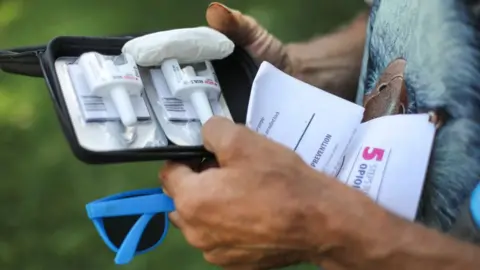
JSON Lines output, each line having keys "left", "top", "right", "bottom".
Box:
{"left": 0, "top": 0, "right": 364, "bottom": 269}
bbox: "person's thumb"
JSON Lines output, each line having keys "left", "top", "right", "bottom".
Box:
{"left": 206, "top": 2, "right": 293, "bottom": 74}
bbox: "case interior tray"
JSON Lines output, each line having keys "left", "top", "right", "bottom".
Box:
{"left": 39, "top": 36, "right": 258, "bottom": 164}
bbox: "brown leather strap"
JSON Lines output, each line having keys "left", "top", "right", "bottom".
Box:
{"left": 362, "top": 58, "right": 408, "bottom": 122}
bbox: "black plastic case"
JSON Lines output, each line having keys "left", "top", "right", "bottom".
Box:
{"left": 0, "top": 35, "right": 258, "bottom": 164}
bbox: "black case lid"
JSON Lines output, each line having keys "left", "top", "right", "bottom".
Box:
{"left": 0, "top": 35, "right": 258, "bottom": 164}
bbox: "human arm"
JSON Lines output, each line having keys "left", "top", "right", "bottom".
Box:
{"left": 304, "top": 173, "right": 480, "bottom": 270}
{"left": 160, "top": 117, "right": 480, "bottom": 270}
{"left": 206, "top": 2, "right": 369, "bottom": 101}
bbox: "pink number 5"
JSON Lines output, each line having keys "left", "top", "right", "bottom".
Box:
{"left": 362, "top": 147, "right": 385, "bottom": 161}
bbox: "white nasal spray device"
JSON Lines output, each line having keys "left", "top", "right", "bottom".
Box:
{"left": 78, "top": 52, "right": 143, "bottom": 127}
{"left": 122, "top": 26, "right": 235, "bottom": 125}
{"left": 161, "top": 60, "right": 221, "bottom": 124}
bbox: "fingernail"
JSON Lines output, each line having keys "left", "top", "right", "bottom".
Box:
{"left": 208, "top": 2, "right": 232, "bottom": 13}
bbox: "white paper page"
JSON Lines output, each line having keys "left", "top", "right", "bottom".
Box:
{"left": 246, "top": 62, "right": 365, "bottom": 175}
{"left": 337, "top": 114, "right": 436, "bottom": 220}
{"left": 68, "top": 65, "right": 150, "bottom": 122}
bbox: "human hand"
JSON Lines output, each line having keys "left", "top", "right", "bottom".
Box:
{"left": 206, "top": 2, "right": 368, "bottom": 101}
{"left": 159, "top": 117, "right": 389, "bottom": 269}
{"left": 206, "top": 2, "right": 297, "bottom": 77}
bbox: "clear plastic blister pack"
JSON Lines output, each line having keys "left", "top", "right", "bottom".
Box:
{"left": 54, "top": 53, "right": 233, "bottom": 152}
{"left": 0, "top": 33, "right": 257, "bottom": 163}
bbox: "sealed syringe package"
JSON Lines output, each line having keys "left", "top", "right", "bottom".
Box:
{"left": 0, "top": 27, "right": 258, "bottom": 164}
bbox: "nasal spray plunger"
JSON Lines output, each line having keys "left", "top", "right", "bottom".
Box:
{"left": 78, "top": 52, "right": 144, "bottom": 127}
{"left": 180, "top": 65, "right": 214, "bottom": 125}
{"left": 161, "top": 60, "right": 221, "bottom": 124}
{"left": 122, "top": 26, "right": 235, "bottom": 125}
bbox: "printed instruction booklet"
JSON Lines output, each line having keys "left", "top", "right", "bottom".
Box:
{"left": 246, "top": 62, "right": 436, "bottom": 221}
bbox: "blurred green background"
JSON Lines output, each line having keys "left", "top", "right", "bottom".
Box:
{"left": 0, "top": 0, "right": 364, "bottom": 269}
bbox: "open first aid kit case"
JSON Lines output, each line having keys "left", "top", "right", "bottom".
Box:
{"left": 0, "top": 32, "right": 258, "bottom": 164}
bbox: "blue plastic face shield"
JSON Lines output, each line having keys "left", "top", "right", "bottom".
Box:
{"left": 471, "top": 184, "right": 480, "bottom": 229}
{"left": 85, "top": 188, "right": 175, "bottom": 264}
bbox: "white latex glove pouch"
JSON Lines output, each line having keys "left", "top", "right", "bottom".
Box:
{"left": 122, "top": 27, "right": 235, "bottom": 67}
